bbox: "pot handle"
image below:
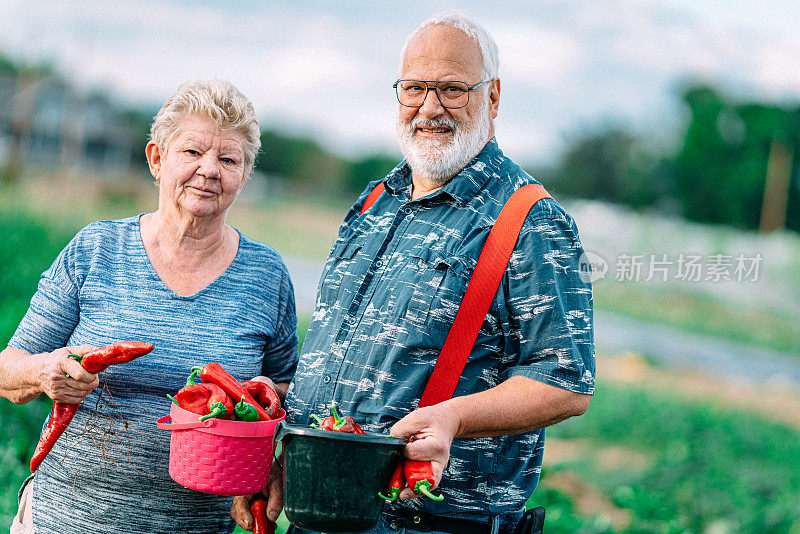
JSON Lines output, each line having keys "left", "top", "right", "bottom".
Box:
{"left": 156, "top": 414, "right": 217, "bottom": 431}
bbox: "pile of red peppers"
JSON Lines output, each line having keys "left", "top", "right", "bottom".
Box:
{"left": 167, "top": 362, "right": 282, "bottom": 422}
{"left": 309, "top": 404, "right": 444, "bottom": 502}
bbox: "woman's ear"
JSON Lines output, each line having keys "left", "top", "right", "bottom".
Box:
{"left": 145, "top": 141, "right": 162, "bottom": 180}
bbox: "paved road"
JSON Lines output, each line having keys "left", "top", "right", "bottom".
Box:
{"left": 282, "top": 255, "right": 800, "bottom": 387}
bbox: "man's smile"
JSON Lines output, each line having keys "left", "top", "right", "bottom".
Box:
{"left": 416, "top": 125, "right": 452, "bottom": 136}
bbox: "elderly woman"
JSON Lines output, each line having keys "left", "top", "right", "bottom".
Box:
{"left": 0, "top": 79, "right": 298, "bottom": 534}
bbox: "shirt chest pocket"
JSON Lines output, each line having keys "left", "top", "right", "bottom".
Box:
{"left": 400, "top": 247, "right": 476, "bottom": 333}
{"left": 317, "top": 236, "right": 366, "bottom": 308}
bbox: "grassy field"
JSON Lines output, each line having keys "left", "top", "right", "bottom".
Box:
{"left": 4, "top": 177, "right": 800, "bottom": 532}
{"left": 6, "top": 172, "right": 800, "bottom": 357}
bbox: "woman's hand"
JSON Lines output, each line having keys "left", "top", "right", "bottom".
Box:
{"left": 389, "top": 404, "right": 460, "bottom": 499}
{"left": 231, "top": 460, "right": 283, "bottom": 530}
{"left": 37, "top": 345, "right": 99, "bottom": 404}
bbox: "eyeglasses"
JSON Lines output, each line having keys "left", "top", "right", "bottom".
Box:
{"left": 393, "top": 79, "right": 491, "bottom": 109}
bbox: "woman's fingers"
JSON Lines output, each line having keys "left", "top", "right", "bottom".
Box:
{"left": 231, "top": 494, "right": 255, "bottom": 531}
{"left": 39, "top": 347, "right": 99, "bottom": 402}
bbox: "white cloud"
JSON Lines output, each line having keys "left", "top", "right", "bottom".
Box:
{"left": 1, "top": 0, "right": 798, "bottom": 165}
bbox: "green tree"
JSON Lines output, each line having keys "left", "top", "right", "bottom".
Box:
{"left": 672, "top": 84, "right": 798, "bottom": 231}
{"left": 551, "top": 127, "right": 660, "bottom": 208}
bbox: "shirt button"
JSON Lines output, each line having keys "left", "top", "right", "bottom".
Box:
{"left": 323, "top": 375, "right": 331, "bottom": 384}
{"left": 402, "top": 207, "right": 412, "bottom": 214}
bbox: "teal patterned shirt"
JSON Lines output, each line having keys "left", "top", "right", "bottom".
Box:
{"left": 285, "top": 138, "right": 594, "bottom": 519}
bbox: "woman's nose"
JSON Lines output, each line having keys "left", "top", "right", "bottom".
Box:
{"left": 197, "top": 154, "right": 221, "bottom": 179}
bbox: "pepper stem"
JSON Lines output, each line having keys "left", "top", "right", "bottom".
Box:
{"left": 166, "top": 394, "right": 180, "bottom": 406}
{"left": 330, "top": 402, "right": 344, "bottom": 429}
{"left": 185, "top": 367, "right": 202, "bottom": 386}
{"left": 416, "top": 482, "right": 444, "bottom": 501}
{"left": 200, "top": 403, "right": 227, "bottom": 422}
{"left": 64, "top": 353, "right": 83, "bottom": 378}
{"left": 310, "top": 414, "right": 324, "bottom": 426}
{"left": 377, "top": 488, "right": 401, "bottom": 502}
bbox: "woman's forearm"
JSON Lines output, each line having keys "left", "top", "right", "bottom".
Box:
{"left": 274, "top": 382, "right": 290, "bottom": 403}
{"left": 0, "top": 346, "right": 42, "bottom": 404}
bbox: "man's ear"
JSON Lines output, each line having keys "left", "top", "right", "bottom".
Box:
{"left": 489, "top": 78, "right": 501, "bottom": 120}
{"left": 145, "top": 141, "right": 162, "bottom": 180}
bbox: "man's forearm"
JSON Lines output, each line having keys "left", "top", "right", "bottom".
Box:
{"left": 443, "top": 375, "right": 591, "bottom": 439}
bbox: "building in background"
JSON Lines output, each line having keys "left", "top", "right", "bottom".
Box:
{"left": 0, "top": 68, "right": 138, "bottom": 176}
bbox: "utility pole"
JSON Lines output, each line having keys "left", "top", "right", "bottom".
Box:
{"left": 759, "top": 141, "right": 792, "bottom": 233}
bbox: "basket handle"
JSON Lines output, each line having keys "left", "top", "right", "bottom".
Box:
{"left": 156, "top": 414, "right": 217, "bottom": 431}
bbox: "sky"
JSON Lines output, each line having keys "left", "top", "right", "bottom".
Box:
{"left": 1, "top": 0, "right": 799, "bottom": 166}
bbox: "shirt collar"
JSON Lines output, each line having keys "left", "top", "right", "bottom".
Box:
{"left": 384, "top": 138, "right": 503, "bottom": 206}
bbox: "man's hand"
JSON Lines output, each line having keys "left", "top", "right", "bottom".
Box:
{"left": 37, "top": 345, "right": 99, "bottom": 404}
{"left": 389, "top": 404, "right": 460, "bottom": 499}
{"left": 231, "top": 460, "right": 283, "bottom": 530}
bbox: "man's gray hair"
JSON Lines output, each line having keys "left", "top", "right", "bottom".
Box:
{"left": 149, "top": 79, "right": 261, "bottom": 176}
{"left": 400, "top": 10, "right": 499, "bottom": 80}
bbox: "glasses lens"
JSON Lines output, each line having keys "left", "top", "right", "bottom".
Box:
{"left": 396, "top": 80, "right": 471, "bottom": 108}
{"left": 436, "top": 81, "right": 469, "bottom": 108}
{"left": 397, "top": 80, "right": 427, "bottom": 107}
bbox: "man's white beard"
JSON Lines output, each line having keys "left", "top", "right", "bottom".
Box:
{"left": 397, "top": 97, "right": 491, "bottom": 187}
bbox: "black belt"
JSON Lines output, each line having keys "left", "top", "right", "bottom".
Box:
{"left": 384, "top": 508, "right": 491, "bottom": 534}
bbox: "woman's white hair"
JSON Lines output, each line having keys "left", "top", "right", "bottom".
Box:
{"left": 149, "top": 79, "right": 261, "bottom": 176}
{"left": 400, "top": 10, "right": 499, "bottom": 81}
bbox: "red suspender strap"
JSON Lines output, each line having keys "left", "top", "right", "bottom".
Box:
{"left": 359, "top": 182, "right": 386, "bottom": 215}
{"left": 418, "top": 184, "right": 553, "bottom": 408}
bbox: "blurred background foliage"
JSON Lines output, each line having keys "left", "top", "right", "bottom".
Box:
{"left": 4, "top": 49, "right": 797, "bottom": 234}
{"left": 3, "top": 39, "right": 800, "bottom": 534}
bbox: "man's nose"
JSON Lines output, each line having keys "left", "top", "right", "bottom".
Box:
{"left": 417, "top": 87, "right": 446, "bottom": 118}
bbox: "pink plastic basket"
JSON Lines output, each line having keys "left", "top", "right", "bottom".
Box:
{"left": 156, "top": 403, "right": 284, "bottom": 496}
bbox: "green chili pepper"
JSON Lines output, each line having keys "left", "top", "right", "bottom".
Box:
{"left": 234, "top": 395, "right": 260, "bottom": 421}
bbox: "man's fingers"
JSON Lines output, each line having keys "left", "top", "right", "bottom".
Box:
{"left": 398, "top": 487, "right": 420, "bottom": 500}
{"left": 231, "top": 495, "right": 254, "bottom": 531}
{"left": 266, "top": 471, "right": 284, "bottom": 521}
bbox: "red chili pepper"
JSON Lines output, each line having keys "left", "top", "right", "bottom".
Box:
{"left": 403, "top": 460, "right": 444, "bottom": 501}
{"left": 338, "top": 415, "right": 366, "bottom": 435}
{"left": 310, "top": 413, "right": 337, "bottom": 431}
{"left": 378, "top": 461, "right": 406, "bottom": 501}
{"left": 167, "top": 368, "right": 234, "bottom": 420}
{"left": 241, "top": 380, "right": 281, "bottom": 418}
{"left": 201, "top": 384, "right": 235, "bottom": 421}
{"left": 192, "top": 363, "right": 272, "bottom": 421}
{"left": 79, "top": 341, "right": 155, "bottom": 373}
{"left": 309, "top": 403, "right": 366, "bottom": 434}
{"left": 250, "top": 499, "right": 276, "bottom": 534}
{"left": 168, "top": 384, "right": 234, "bottom": 421}
{"left": 30, "top": 341, "right": 155, "bottom": 472}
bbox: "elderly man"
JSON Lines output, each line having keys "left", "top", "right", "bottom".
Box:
{"left": 234, "top": 11, "right": 594, "bottom": 534}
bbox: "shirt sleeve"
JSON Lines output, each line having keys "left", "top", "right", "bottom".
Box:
{"left": 7, "top": 232, "right": 83, "bottom": 353}
{"left": 260, "top": 264, "right": 299, "bottom": 383}
{"left": 503, "top": 206, "right": 596, "bottom": 395}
